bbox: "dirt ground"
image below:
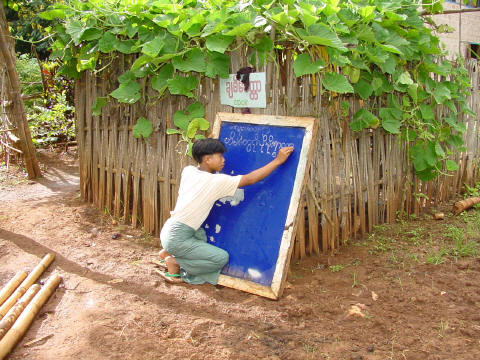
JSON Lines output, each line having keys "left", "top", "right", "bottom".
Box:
{"left": 1, "top": 150, "right": 480, "bottom": 360}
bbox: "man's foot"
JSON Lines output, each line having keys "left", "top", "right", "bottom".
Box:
{"left": 151, "top": 258, "right": 167, "bottom": 269}
{"left": 165, "top": 256, "right": 180, "bottom": 274}
{"left": 158, "top": 249, "right": 171, "bottom": 259}
{"left": 157, "top": 271, "right": 183, "bottom": 284}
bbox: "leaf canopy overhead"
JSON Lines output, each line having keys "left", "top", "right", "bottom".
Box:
{"left": 41, "top": 0, "right": 474, "bottom": 179}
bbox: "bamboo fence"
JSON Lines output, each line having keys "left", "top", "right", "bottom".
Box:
{"left": 74, "top": 48, "right": 480, "bottom": 259}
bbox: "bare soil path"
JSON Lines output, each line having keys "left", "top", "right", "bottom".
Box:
{"left": 1, "top": 150, "right": 480, "bottom": 360}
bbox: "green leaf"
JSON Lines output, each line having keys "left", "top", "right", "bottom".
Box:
{"left": 98, "top": 32, "right": 118, "bottom": 53}
{"left": 151, "top": 64, "right": 174, "bottom": 94}
{"left": 186, "top": 118, "right": 210, "bottom": 138}
{"left": 379, "top": 108, "right": 401, "bottom": 134}
{"left": 118, "top": 71, "right": 136, "bottom": 84}
{"left": 407, "top": 84, "right": 418, "bottom": 104}
{"left": 350, "top": 58, "right": 369, "bottom": 71}
{"left": 225, "top": 23, "right": 254, "bottom": 36}
{"left": 58, "top": 61, "right": 81, "bottom": 80}
{"left": 166, "top": 128, "right": 183, "bottom": 135}
{"left": 251, "top": 36, "right": 274, "bottom": 67}
{"left": 422, "top": 0, "right": 444, "bottom": 14}
{"left": 350, "top": 109, "right": 380, "bottom": 132}
{"left": 355, "top": 24, "right": 375, "bottom": 42}
{"left": 131, "top": 55, "right": 152, "bottom": 71}
{"left": 359, "top": 6, "right": 376, "bottom": 20}
{"left": 172, "top": 48, "right": 207, "bottom": 73}
{"left": 398, "top": 71, "right": 414, "bottom": 85}
{"left": 77, "top": 57, "right": 96, "bottom": 72}
{"left": 297, "top": 24, "right": 347, "bottom": 52}
{"left": 353, "top": 79, "right": 373, "bottom": 100}
{"left": 435, "top": 142, "right": 445, "bottom": 157}
{"left": 378, "top": 55, "right": 396, "bottom": 74}
{"left": 167, "top": 76, "right": 198, "bottom": 98}
{"left": 92, "top": 97, "right": 107, "bottom": 116}
{"left": 115, "top": 40, "right": 137, "bottom": 54}
{"left": 322, "top": 72, "right": 354, "bottom": 94}
{"left": 293, "top": 54, "right": 325, "bottom": 77}
{"left": 419, "top": 103, "right": 435, "bottom": 120}
{"left": 445, "top": 116, "right": 467, "bottom": 134}
{"left": 205, "top": 52, "right": 230, "bottom": 78}
{"left": 173, "top": 102, "right": 205, "bottom": 130}
{"left": 349, "top": 68, "right": 360, "bottom": 84}
{"left": 81, "top": 28, "right": 103, "bottom": 42}
{"left": 271, "top": 10, "right": 296, "bottom": 26}
{"left": 39, "top": 9, "right": 66, "bottom": 20}
{"left": 378, "top": 44, "right": 403, "bottom": 55}
{"left": 446, "top": 160, "right": 459, "bottom": 171}
{"left": 65, "top": 21, "right": 86, "bottom": 45}
{"left": 133, "top": 117, "right": 153, "bottom": 139}
{"left": 410, "top": 142, "right": 437, "bottom": 172}
{"left": 444, "top": 100, "right": 457, "bottom": 114}
{"left": 433, "top": 83, "right": 452, "bottom": 104}
{"left": 205, "top": 35, "right": 234, "bottom": 54}
{"left": 142, "top": 36, "right": 164, "bottom": 57}
{"left": 110, "top": 80, "right": 141, "bottom": 104}
{"left": 416, "top": 168, "right": 438, "bottom": 181}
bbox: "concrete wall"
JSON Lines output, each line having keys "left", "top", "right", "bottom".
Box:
{"left": 429, "top": 1, "right": 480, "bottom": 59}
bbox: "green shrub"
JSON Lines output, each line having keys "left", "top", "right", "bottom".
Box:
{"left": 28, "top": 91, "right": 75, "bottom": 146}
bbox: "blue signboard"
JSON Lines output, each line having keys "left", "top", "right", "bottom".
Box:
{"left": 202, "top": 122, "right": 306, "bottom": 286}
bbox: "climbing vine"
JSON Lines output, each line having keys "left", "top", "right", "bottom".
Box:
{"left": 40, "top": 0, "right": 475, "bottom": 179}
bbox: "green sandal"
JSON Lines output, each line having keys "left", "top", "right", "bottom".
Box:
{"left": 158, "top": 271, "right": 183, "bottom": 284}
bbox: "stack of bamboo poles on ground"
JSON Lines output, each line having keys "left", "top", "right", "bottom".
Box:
{"left": 0, "top": 254, "right": 61, "bottom": 359}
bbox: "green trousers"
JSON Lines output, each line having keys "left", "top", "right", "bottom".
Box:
{"left": 160, "top": 219, "right": 229, "bottom": 285}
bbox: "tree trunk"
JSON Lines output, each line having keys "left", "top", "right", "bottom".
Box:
{"left": 0, "top": 2, "right": 41, "bottom": 179}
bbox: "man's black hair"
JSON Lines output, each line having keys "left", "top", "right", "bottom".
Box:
{"left": 192, "top": 138, "right": 226, "bottom": 163}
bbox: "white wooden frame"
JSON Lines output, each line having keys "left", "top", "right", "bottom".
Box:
{"left": 212, "top": 113, "right": 318, "bottom": 299}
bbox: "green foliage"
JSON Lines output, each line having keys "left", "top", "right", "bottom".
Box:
{"left": 168, "top": 102, "right": 209, "bottom": 155}
{"left": 15, "top": 53, "right": 76, "bottom": 146}
{"left": 41, "top": 0, "right": 474, "bottom": 170}
{"left": 464, "top": 182, "right": 480, "bottom": 198}
{"left": 15, "top": 54, "right": 43, "bottom": 96}
{"left": 328, "top": 264, "right": 345, "bottom": 272}
{"left": 133, "top": 117, "right": 153, "bottom": 139}
{"left": 28, "top": 91, "right": 75, "bottom": 145}
{"left": 5, "top": 0, "right": 58, "bottom": 58}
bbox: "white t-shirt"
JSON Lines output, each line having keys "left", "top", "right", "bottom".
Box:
{"left": 170, "top": 166, "right": 242, "bottom": 230}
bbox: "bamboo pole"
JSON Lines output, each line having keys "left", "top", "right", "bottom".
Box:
{"left": 0, "top": 254, "right": 54, "bottom": 319}
{"left": 0, "top": 285, "right": 41, "bottom": 340}
{"left": 0, "top": 274, "right": 61, "bottom": 359}
{"left": 0, "top": 272, "right": 27, "bottom": 307}
{"left": 0, "top": 2, "right": 42, "bottom": 179}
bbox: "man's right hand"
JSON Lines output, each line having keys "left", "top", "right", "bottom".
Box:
{"left": 275, "top": 146, "right": 294, "bottom": 165}
{"left": 239, "top": 146, "right": 295, "bottom": 187}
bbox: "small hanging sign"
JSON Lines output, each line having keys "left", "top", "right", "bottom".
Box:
{"left": 219, "top": 72, "right": 266, "bottom": 108}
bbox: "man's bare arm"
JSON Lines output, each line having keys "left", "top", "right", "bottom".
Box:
{"left": 238, "top": 147, "right": 294, "bottom": 187}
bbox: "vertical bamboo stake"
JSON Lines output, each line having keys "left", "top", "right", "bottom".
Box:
{"left": 297, "top": 201, "right": 306, "bottom": 259}
{"left": 0, "top": 274, "right": 61, "bottom": 360}
{"left": 0, "top": 272, "right": 27, "bottom": 307}
{"left": 0, "top": 254, "right": 54, "bottom": 319}
{"left": 0, "top": 285, "right": 41, "bottom": 340}
{"left": 0, "top": 2, "right": 41, "bottom": 179}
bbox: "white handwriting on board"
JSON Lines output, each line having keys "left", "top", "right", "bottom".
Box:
{"left": 223, "top": 130, "right": 294, "bottom": 158}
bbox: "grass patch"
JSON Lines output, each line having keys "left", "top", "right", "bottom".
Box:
{"left": 360, "top": 208, "right": 480, "bottom": 268}
{"left": 328, "top": 264, "right": 345, "bottom": 272}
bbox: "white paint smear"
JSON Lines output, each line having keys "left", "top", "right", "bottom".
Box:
{"left": 209, "top": 236, "right": 215, "bottom": 243}
{"left": 247, "top": 268, "right": 262, "bottom": 279}
{"left": 205, "top": 224, "right": 209, "bottom": 229}
{"left": 215, "top": 224, "right": 221, "bottom": 233}
{"left": 218, "top": 189, "right": 245, "bottom": 206}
